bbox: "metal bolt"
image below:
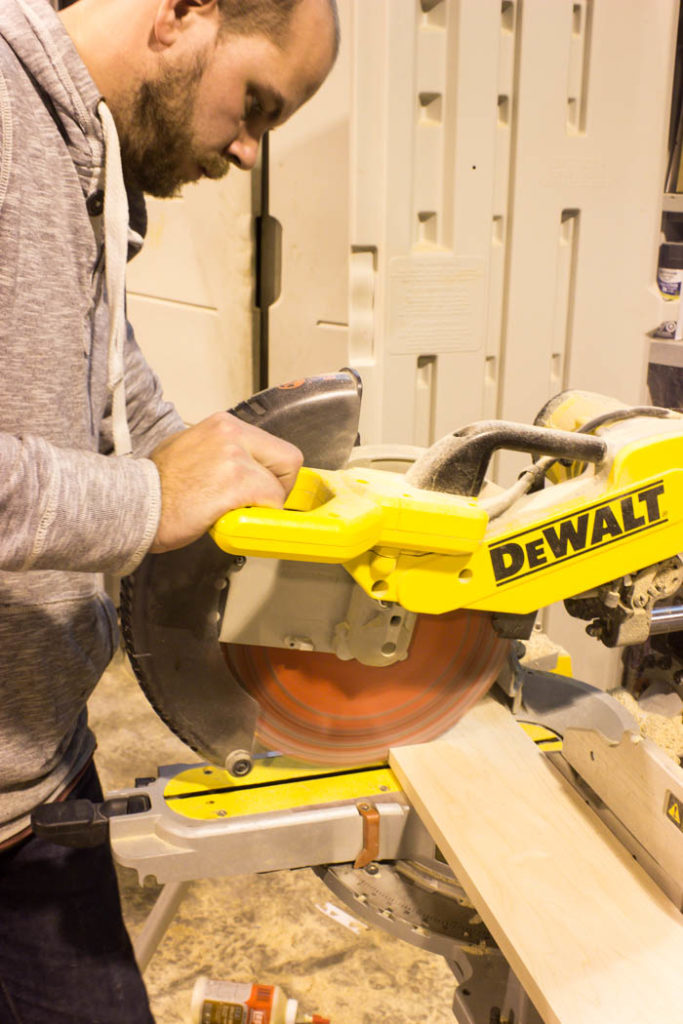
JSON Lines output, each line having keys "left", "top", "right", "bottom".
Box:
{"left": 364, "top": 863, "right": 379, "bottom": 875}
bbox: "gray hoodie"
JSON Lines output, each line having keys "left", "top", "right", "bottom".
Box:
{"left": 0, "top": 0, "right": 185, "bottom": 842}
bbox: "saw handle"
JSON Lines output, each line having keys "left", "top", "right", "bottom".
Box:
{"left": 209, "top": 465, "right": 487, "bottom": 563}
{"left": 406, "top": 422, "right": 607, "bottom": 496}
{"left": 210, "top": 467, "right": 383, "bottom": 562}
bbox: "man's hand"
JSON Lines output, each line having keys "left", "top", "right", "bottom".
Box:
{"left": 149, "top": 412, "right": 303, "bottom": 553}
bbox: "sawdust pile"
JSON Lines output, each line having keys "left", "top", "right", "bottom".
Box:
{"left": 610, "top": 689, "right": 683, "bottom": 764}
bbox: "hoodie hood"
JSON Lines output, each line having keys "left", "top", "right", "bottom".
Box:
{"left": 0, "top": 0, "right": 142, "bottom": 454}
{"left": 0, "top": 0, "right": 104, "bottom": 202}
{"left": 0, "top": 0, "right": 146, "bottom": 243}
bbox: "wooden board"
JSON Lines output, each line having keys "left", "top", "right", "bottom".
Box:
{"left": 389, "top": 696, "right": 683, "bottom": 1024}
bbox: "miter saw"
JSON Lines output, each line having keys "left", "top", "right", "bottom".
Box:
{"left": 115, "top": 370, "right": 683, "bottom": 769}
{"left": 33, "top": 370, "right": 683, "bottom": 1024}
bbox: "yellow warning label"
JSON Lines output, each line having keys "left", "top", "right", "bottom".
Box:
{"left": 665, "top": 791, "right": 682, "bottom": 833}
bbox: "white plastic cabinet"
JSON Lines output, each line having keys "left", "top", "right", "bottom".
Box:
{"left": 270, "top": 0, "right": 676, "bottom": 434}
{"left": 126, "top": 175, "right": 255, "bottom": 424}
{"left": 268, "top": 0, "right": 678, "bottom": 686}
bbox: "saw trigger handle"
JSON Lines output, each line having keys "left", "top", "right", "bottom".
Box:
{"left": 210, "top": 464, "right": 487, "bottom": 563}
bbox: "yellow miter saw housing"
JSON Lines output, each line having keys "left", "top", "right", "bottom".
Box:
{"left": 120, "top": 371, "right": 683, "bottom": 773}
{"left": 210, "top": 415, "right": 680, "bottom": 621}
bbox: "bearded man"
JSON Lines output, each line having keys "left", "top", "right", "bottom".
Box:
{"left": 0, "top": 0, "right": 337, "bottom": 1020}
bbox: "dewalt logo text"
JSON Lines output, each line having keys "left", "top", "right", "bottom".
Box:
{"left": 489, "top": 482, "right": 666, "bottom": 585}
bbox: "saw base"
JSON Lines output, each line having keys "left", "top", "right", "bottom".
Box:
{"left": 106, "top": 672, "right": 683, "bottom": 908}
{"left": 89, "top": 673, "right": 681, "bottom": 1024}
{"left": 111, "top": 759, "right": 434, "bottom": 885}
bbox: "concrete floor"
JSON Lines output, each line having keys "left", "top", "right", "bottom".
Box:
{"left": 90, "top": 653, "right": 457, "bottom": 1024}
{"left": 89, "top": 650, "right": 683, "bottom": 1024}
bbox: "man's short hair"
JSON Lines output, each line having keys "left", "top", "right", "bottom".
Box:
{"left": 217, "top": 0, "right": 339, "bottom": 52}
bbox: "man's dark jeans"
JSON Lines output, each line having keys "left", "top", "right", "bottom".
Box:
{"left": 0, "top": 762, "right": 155, "bottom": 1023}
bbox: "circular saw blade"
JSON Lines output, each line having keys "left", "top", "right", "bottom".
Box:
{"left": 223, "top": 610, "right": 509, "bottom": 764}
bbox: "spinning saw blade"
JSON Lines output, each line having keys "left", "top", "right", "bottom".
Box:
{"left": 224, "top": 608, "right": 506, "bottom": 764}
{"left": 121, "top": 371, "right": 506, "bottom": 768}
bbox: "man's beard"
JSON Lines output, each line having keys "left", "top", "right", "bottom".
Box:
{"left": 117, "top": 55, "right": 231, "bottom": 198}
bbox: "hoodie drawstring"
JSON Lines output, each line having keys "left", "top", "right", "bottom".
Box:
{"left": 97, "top": 99, "right": 132, "bottom": 457}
